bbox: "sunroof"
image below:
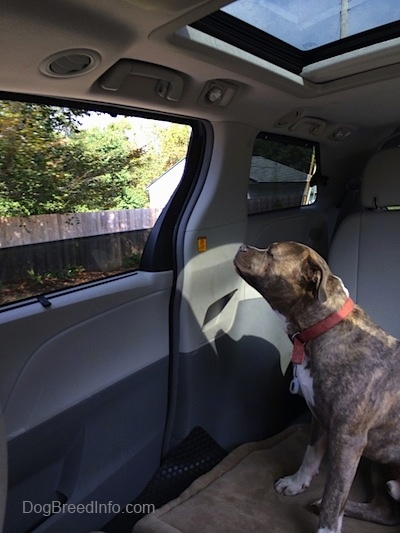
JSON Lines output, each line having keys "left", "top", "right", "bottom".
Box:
{"left": 222, "top": 0, "right": 400, "bottom": 51}
{"left": 190, "top": 0, "right": 400, "bottom": 74}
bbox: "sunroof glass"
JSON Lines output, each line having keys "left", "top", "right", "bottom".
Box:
{"left": 222, "top": 0, "right": 400, "bottom": 51}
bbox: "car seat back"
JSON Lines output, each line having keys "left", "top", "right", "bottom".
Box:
{"left": 329, "top": 148, "right": 400, "bottom": 338}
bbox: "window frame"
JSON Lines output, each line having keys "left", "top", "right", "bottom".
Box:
{"left": 247, "top": 131, "right": 320, "bottom": 215}
{"left": 0, "top": 92, "right": 207, "bottom": 309}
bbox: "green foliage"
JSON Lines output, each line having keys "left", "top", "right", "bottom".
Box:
{"left": 122, "top": 251, "right": 142, "bottom": 269}
{"left": 26, "top": 264, "right": 86, "bottom": 284}
{"left": 127, "top": 121, "right": 191, "bottom": 202}
{"left": 58, "top": 121, "right": 145, "bottom": 212}
{"left": 0, "top": 102, "right": 88, "bottom": 216}
{"left": 0, "top": 102, "right": 192, "bottom": 217}
{"left": 154, "top": 122, "right": 192, "bottom": 170}
{"left": 26, "top": 267, "right": 47, "bottom": 285}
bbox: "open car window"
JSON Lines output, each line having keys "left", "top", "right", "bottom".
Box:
{"left": 0, "top": 99, "right": 192, "bottom": 307}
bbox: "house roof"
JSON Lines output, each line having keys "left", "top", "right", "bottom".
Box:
{"left": 146, "top": 158, "right": 186, "bottom": 190}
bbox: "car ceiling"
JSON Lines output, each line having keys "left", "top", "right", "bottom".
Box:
{"left": 2, "top": 0, "right": 400, "bottom": 153}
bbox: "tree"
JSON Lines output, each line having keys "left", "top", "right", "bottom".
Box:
{"left": 0, "top": 102, "right": 192, "bottom": 216}
{"left": 157, "top": 122, "right": 191, "bottom": 170}
{"left": 133, "top": 122, "right": 191, "bottom": 196}
{"left": 0, "top": 103, "right": 146, "bottom": 216}
{"left": 58, "top": 120, "right": 145, "bottom": 212}
{"left": 0, "top": 102, "right": 88, "bottom": 216}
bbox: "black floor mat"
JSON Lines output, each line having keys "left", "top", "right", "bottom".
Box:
{"left": 103, "top": 426, "right": 228, "bottom": 533}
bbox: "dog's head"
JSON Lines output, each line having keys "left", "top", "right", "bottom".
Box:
{"left": 234, "top": 241, "right": 336, "bottom": 317}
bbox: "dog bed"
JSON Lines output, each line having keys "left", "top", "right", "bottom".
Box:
{"left": 133, "top": 424, "right": 400, "bottom": 533}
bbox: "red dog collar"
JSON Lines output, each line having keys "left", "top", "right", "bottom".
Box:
{"left": 291, "top": 297, "right": 355, "bottom": 365}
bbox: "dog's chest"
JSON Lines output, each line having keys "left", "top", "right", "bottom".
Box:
{"left": 295, "top": 357, "right": 315, "bottom": 408}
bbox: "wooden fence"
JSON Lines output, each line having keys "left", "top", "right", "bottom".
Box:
{"left": 0, "top": 208, "right": 162, "bottom": 248}
{"left": 0, "top": 208, "right": 162, "bottom": 282}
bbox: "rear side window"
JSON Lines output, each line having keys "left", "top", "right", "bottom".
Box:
{"left": 0, "top": 100, "right": 192, "bottom": 307}
{"left": 248, "top": 132, "right": 317, "bottom": 214}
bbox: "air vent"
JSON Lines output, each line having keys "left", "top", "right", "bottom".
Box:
{"left": 40, "top": 49, "right": 101, "bottom": 78}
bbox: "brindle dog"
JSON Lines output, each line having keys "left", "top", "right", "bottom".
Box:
{"left": 234, "top": 241, "right": 400, "bottom": 533}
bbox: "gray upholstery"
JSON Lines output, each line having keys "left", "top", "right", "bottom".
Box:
{"left": 329, "top": 149, "right": 400, "bottom": 338}
{"left": 361, "top": 148, "right": 400, "bottom": 208}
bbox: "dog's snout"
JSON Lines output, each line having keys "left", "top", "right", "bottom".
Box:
{"left": 239, "top": 244, "right": 248, "bottom": 252}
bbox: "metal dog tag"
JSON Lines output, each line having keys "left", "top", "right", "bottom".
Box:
{"left": 289, "top": 365, "right": 301, "bottom": 395}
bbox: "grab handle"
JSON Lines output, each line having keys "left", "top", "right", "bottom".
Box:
{"left": 100, "top": 59, "right": 183, "bottom": 101}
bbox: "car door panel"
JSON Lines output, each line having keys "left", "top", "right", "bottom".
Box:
{"left": 2, "top": 271, "right": 172, "bottom": 532}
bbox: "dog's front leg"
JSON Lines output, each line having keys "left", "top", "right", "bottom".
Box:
{"left": 275, "top": 421, "right": 328, "bottom": 496}
{"left": 318, "top": 432, "right": 366, "bottom": 533}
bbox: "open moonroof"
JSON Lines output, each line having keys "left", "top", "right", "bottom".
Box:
{"left": 190, "top": 0, "right": 400, "bottom": 74}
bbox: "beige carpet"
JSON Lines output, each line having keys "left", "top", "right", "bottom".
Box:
{"left": 133, "top": 425, "right": 400, "bottom": 533}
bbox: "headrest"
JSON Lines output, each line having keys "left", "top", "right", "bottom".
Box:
{"left": 361, "top": 149, "right": 400, "bottom": 208}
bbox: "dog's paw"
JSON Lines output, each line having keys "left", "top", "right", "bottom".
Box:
{"left": 274, "top": 473, "right": 312, "bottom": 496}
{"left": 387, "top": 480, "right": 400, "bottom": 501}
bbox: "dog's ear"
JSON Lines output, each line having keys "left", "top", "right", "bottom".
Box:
{"left": 303, "top": 256, "right": 329, "bottom": 303}
{"left": 314, "top": 267, "right": 328, "bottom": 303}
